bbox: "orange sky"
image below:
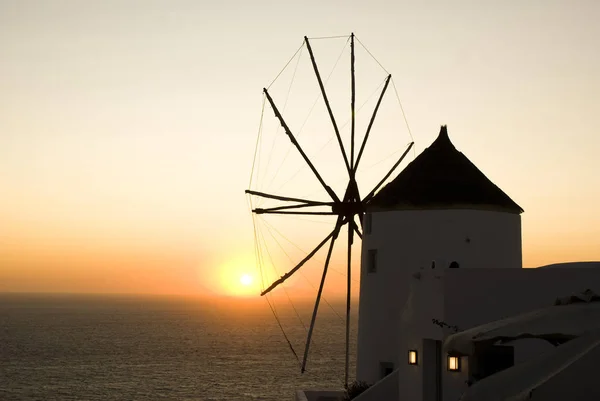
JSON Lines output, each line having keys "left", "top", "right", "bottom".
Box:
{"left": 1, "top": 0, "right": 599, "bottom": 297}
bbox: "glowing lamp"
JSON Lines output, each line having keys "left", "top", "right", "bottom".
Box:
{"left": 408, "top": 350, "right": 418, "bottom": 365}
{"left": 448, "top": 355, "right": 461, "bottom": 372}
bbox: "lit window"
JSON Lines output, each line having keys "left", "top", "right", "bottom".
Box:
{"left": 365, "top": 213, "right": 372, "bottom": 234}
{"left": 448, "top": 355, "right": 461, "bottom": 372}
{"left": 367, "top": 249, "right": 377, "bottom": 274}
{"left": 408, "top": 350, "right": 418, "bottom": 365}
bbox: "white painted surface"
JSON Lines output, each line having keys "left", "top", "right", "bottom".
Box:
{"left": 352, "top": 369, "right": 399, "bottom": 401}
{"left": 459, "top": 333, "right": 600, "bottom": 401}
{"left": 388, "top": 267, "right": 600, "bottom": 401}
{"left": 443, "top": 268, "right": 600, "bottom": 337}
{"left": 397, "top": 270, "right": 444, "bottom": 401}
{"left": 356, "top": 209, "right": 522, "bottom": 383}
{"left": 530, "top": 335, "right": 600, "bottom": 401}
{"left": 422, "top": 339, "right": 441, "bottom": 401}
{"left": 442, "top": 268, "right": 600, "bottom": 401}
{"left": 445, "top": 301, "right": 600, "bottom": 356}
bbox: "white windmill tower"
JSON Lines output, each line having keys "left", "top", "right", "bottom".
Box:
{"left": 356, "top": 125, "right": 524, "bottom": 383}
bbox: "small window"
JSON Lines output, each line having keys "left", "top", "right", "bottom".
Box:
{"left": 380, "top": 361, "right": 394, "bottom": 378}
{"left": 365, "top": 213, "right": 372, "bottom": 234}
{"left": 449, "top": 261, "right": 460, "bottom": 269}
{"left": 367, "top": 249, "right": 378, "bottom": 273}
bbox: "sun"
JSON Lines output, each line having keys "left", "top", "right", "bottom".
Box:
{"left": 240, "top": 274, "right": 253, "bottom": 286}
{"left": 215, "top": 256, "right": 261, "bottom": 297}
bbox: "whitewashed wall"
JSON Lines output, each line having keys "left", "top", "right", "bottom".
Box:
{"left": 441, "top": 267, "right": 600, "bottom": 401}
{"left": 396, "top": 270, "right": 445, "bottom": 401}
{"left": 356, "top": 208, "right": 522, "bottom": 384}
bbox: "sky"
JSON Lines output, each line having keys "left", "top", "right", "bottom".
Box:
{"left": 1, "top": 0, "right": 599, "bottom": 297}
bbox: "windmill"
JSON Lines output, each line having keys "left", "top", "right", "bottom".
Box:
{"left": 245, "top": 33, "right": 413, "bottom": 388}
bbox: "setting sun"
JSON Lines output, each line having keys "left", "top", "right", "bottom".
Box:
{"left": 215, "top": 256, "right": 261, "bottom": 297}
{"left": 240, "top": 274, "right": 253, "bottom": 286}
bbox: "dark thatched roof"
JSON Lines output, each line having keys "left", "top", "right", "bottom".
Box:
{"left": 368, "top": 126, "right": 523, "bottom": 214}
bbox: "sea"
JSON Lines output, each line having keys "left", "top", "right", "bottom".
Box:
{"left": 0, "top": 293, "right": 358, "bottom": 401}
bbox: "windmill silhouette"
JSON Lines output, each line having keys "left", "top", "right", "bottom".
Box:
{"left": 245, "top": 33, "right": 413, "bottom": 388}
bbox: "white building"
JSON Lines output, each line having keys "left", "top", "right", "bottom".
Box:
{"left": 357, "top": 125, "right": 523, "bottom": 385}
{"left": 296, "top": 126, "right": 600, "bottom": 401}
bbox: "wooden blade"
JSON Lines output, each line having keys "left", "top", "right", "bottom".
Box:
{"left": 254, "top": 210, "right": 336, "bottom": 216}
{"left": 263, "top": 89, "right": 340, "bottom": 203}
{"left": 353, "top": 74, "right": 392, "bottom": 174}
{"left": 305, "top": 36, "right": 351, "bottom": 176}
{"left": 352, "top": 219, "right": 363, "bottom": 239}
{"left": 260, "top": 222, "right": 344, "bottom": 296}
{"left": 344, "top": 225, "right": 353, "bottom": 389}
{"left": 350, "top": 33, "right": 356, "bottom": 172}
{"left": 364, "top": 141, "right": 414, "bottom": 202}
{"left": 301, "top": 218, "right": 343, "bottom": 373}
{"left": 245, "top": 189, "right": 331, "bottom": 206}
{"left": 357, "top": 211, "right": 364, "bottom": 230}
{"left": 253, "top": 203, "right": 334, "bottom": 214}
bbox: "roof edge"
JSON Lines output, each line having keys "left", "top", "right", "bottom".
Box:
{"left": 367, "top": 204, "right": 524, "bottom": 214}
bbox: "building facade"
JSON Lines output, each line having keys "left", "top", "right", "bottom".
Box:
{"left": 357, "top": 126, "right": 523, "bottom": 384}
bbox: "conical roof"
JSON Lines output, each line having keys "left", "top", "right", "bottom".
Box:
{"left": 368, "top": 126, "right": 523, "bottom": 213}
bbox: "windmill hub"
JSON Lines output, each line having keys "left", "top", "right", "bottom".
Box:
{"left": 331, "top": 201, "right": 364, "bottom": 217}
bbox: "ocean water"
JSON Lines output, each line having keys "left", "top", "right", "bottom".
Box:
{"left": 0, "top": 294, "right": 358, "bottom": 401}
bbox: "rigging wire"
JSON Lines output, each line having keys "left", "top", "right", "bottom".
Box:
{"left": 250, "top": 194, "right": 302, "bottom": 366}
{"left": 360, "top": 141, "right": 414, "bottom": 171}
{"left": 267, "top": 41, "right": 305, "bottom": 90}
{"left": 265, "top": 221, "right": 357, "bottom": 328}
{"left": 247, "top": 188, "right": 267, "bottom": 291}
{"left": 255, "top": 35, "right": 415, "bottom": 202}
{"left": 355, "top": 35, "right": 389, "bottom": 75}
{"left": 307, "top": 35, "right": 350, "bottom": 40}
{"left": 274, "top": 75, "right": 389, "bottom": 197}
{"left": 391, "top": 78, "right": 415, "bottom": 146}
{"left": 260, "top": 45, "right": 305, "bottom": 195}
{"left": 248, "top": 95, "right": 267, "bottom": 191}
{"left": 257, "top": 218, "right": 328, "bottom": 359}
{"left": 355, "top": 34, "right": 417, "bottom": 163}
{"left": 260, "top": 218, "right": 346, "bottom": 323}
{"left": 282, "top": 215, "right": 338, "bottom": 225}
{"left": 257, "top": 221, "right": 311, "bottom": 333}
{"left": 260, "top": 216, "right": 358, "bottom": 285}
{"left": 355, "top": 36, "right": 417, "bottom": 163}
{"left": 340, "top": 75, "right": 388, "bottom": 130}
{"left": 254, "top": 215, "right": 302, "bottom": 367}
{"left": 252, "top": 216, "right": 266, "bottom": 291}
{"left": 266, "top": 296, "right": 302, "bottom": 365}
{"left": 293, "top": 83, "right": 413, "bottom": 201}
{"left": 355, "top": 35, "right": 416, "bottom": 157}
{"left": 264, "top": 36, "right": 351, "bottom": 194}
